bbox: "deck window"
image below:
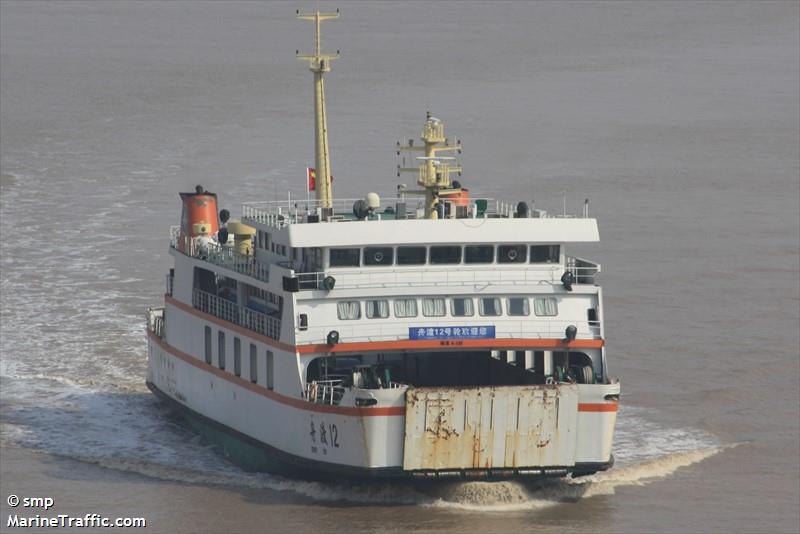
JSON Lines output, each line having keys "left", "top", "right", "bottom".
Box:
{"left": 478, "top": 297, "right": 501, "bottom": 316}
{"left": 450, "top": 297, "right": 474, "bottom": 317}
{"left": 217, "top": 331, "right": 226, "bottom": 370}
{"left": 421, "top": 297, "right": 446, "bottom": 317}
{"left": 266, "top": 350, "right": 274, "bottom": 390}
{"left": 430, "top": 246, "right": 461, "bottom": 264}
{"left": 464, "top": 245, "right": 494, "bottom": 264}
{"left": 507, "top": 297, "right": 530, "bottom": 316}
{"left": 366, "top": 300, "right": 390, "bottom": 319}
{"left": 204, "top": 326, "right": 212, "bottom": 364}
{"left": 397, "top": 246, "right": 426, "bottom": 265}
{"left": 530, "top": 245, "right": 560, "bottom": 263}
{"left": 498, "top": 244, "right": 527, "bottom": 263}
{"left": 249, "top": 343, "right": 258, "bottom": 384}
{"left": 394, "top": 298, "right": 418, "bottom": 318}
{"left": 330, "top": 248, "right": 360, "bottom": 267}
{"left": 533, "top": 297, "right": 558, "bottom": 316}
{"left": 337, "top": 301, "right": 361, "bottom": 320}
{"left": 233, "top": 338, "right": 241, "bottom": 377}
{"left": 364, "top": 247, "right": 394, "bottom": 266}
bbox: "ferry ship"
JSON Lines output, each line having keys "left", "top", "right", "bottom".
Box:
{"left": 146, "top": 10, "right": 620, "bottom": 481}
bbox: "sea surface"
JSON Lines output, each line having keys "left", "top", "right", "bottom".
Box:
{"left": 1, "top": 2, "right": 798, "bottom": 533}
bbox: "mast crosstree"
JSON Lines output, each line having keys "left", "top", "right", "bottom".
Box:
{"left": 296, "top": 8, "right": 340, "bottom": 213}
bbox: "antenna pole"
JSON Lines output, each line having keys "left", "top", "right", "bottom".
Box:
{"left": 297, "top": 9, "right": 339, "bottom": 213}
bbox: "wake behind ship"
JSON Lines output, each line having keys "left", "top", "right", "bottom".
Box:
{"left": 145, "top": 10, "right": 620, "bottom": 481}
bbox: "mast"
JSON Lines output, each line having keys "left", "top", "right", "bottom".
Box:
{"left": 297, "top": 8, "right": 339, "bottom": 213}
{"left": 397, "top": 113, "right": 463, "bottom": 218}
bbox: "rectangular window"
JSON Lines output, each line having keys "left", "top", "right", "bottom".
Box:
{"left": 329, "top": 248, "right": 361, "bottom": 267}
{"left": 464, "top": 245, "right": 494, "bottom": 264}
{"left": 450, "top": 297, "right": 474, "bottom": 317}
{"left": 422, "top": 297, "right": 446, "bottom": 317}
{"left": 365, "top": 300, "right": 390, "bottom": 319}
{"left": 266, "top": 350, "right": 274, "bottom": 390}
{"left": 534, "top": 297, "right": 558, "bottom": 316}
{"left": 336, "top": 301, "right": 361, "bottom": 320}
{"left": 364, "top": 247, "right": 394, "bottom": 266}
{"left": 233, "top": 337, "right": 241, "bottom": 377}
{"left": 397, "top": 246, "right": 426, "bottom": 265}
{"left": 218, "top": 331, "right": 226, "bottom": 370}
{"left": 478, "top": 297, "right": 502, "bottom": 316}
{"left": 394, "top": 298, "right": 418, "bottom": 318}
{"left": 587, "top": 308, "right": 599, "bottom": 325}
{"left": 249, "top": 344, "right": 258, "bottom": 384}
{"left": 430, "top": 245, "right": 461, "bottom": 264}
{"left": 498, "top": 244, "right": 527, "bottom": 263}
{"left": 507, "top": 297, "right": 530, "bottom": 316}
{"left": 530, "top": 245, "right": 560, "bottom": 263}
{"left": 204, "top": 326, "right": 212, "bottom": 364}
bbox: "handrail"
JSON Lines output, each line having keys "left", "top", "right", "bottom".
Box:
{"left": 292, "top": 258, "right": 599, "bottom": 290}
{"left": 170, "top": 227, "right": 270, "bottom": 283}
{"left": 304, "top": 380, "right": 346, "bottom": 406}
{"left": 241, "top": 195, "right": 591, "bottom": 228}
{"left": 192, "top": 288, "right": 281, "bottom": 340}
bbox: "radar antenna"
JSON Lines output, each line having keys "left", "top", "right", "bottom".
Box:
{"left": 396, "top": 112, "right": 463, "bottom": 218}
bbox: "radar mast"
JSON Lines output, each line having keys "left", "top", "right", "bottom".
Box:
{"left": 297, "top": 8, "right": 340, "bottom": 213}
{"left": 397, "top": 113, "right": 463, "bottom": 219}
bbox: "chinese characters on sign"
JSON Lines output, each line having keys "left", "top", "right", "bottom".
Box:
{"left": 409, "top": 326, "right": 496, "bottom": 340}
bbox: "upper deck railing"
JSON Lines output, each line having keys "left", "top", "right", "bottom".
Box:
{"left": 293, "top": 256, "right": 599, "bottom": 290}
{"left": 242, "top": 196, "right": 589, "bottom": 229}
{"left": 170, "top": 226, "right": 270, "bottom": 283}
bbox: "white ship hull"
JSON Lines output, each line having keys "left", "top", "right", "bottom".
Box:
{"left": 146, "top": 299, "right": 618, "bottom": 480}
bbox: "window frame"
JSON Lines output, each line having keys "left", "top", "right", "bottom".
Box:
{"left": 530, "top": 245, "right": 560, "bottom": 264}
{"left": 363, "top": 247, "right": 394, "bottom": 266}
{"left": 396, "top": 246, "right": 427, "bottom": 265}
{"left": 464, "top": 245, "right": 495, "bottom": 264}
{"left": 233, "top": 337, "right": 242, "bottom": 377}
{"left": 533, "top": 297, "right": 559, "bottom": 316}
{"left": 365, "top": 299, "right": 391, "bottom": 319}
{"left": 498, "top": 244, "right": 527, "bottom": 264}
{"left": 507, "top": 297, "right": 530, "bottom": 316}
{"left": 217, "top": 331, "right": 226, "bottom": 370}
{"left": 429, "top": 245, "right": 462, "bottom": 265}
{"left": 450, "top": 297, "right": 475, "bottom": 317}
{"left": 421, "top": 297, "right": 446, "bottom": 317}
{"left": 478, "top": 297, "right": 502, "bottom": 317}
{"left": 393, "top": 298, "right": 418, "bottom": 318}
{"left": 336, "top": 300, "right": 362, "bottom": 320}
{"left": 249, "top": 343, "right": 258, "bottom": 384}
{"left": 329, "top": 248, "right": 361, "bottom": 267}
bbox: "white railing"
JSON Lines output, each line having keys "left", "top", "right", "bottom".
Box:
{"left": 304, "top": 379, "right": 346, "bottom": 406}
{"left": 192, "top": 288, "right": 281, "bottom": 340}
{"left": 241, "top": 196, "right": 590, "bottom": 228}
{"left": 170, "top": 226, "right": 269, "bottom": 283}
{"left": 297, "top": 318, "right": 601, "bottom": 347}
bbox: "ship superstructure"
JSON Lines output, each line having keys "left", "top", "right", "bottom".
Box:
{"left": 146, "top": 11, "right": 619, "bottom": 480}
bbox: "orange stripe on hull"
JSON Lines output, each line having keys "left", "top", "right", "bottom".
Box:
{"left": 577, "top": 403, "right": 619, "bottom": 413}
{"left": 147, "top": 330, "right": 404, "bottom": 416}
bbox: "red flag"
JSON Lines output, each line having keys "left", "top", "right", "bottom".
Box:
{"left": 307, "top": 167, "right": 316, "bottom": 192}
{"left": 307, "top": 167, "right": 333, "bottom": 192}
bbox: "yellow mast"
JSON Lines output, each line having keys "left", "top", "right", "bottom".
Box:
{"left": 297, "top": 8, "right": 339, "bottom": 212}
{"left": 397, "top": 112, "right": 463, "bottom": 218}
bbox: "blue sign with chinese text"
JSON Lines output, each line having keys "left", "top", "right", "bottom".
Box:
{"left": 409, "top": 326, "right": 496, "bottom": 340}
